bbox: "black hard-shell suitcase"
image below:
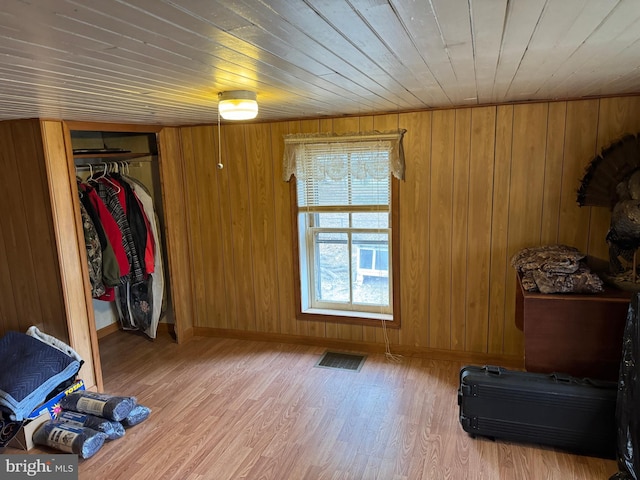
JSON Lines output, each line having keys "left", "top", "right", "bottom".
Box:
{"left": 458, "top": 365, "right": 618, "bottom": 458}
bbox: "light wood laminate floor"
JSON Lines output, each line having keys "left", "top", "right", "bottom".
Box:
{"left": 24, "top": 331, "right": 625, "bottom": 478}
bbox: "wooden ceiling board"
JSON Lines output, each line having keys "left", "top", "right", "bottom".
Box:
{"left": 351, "top": 1, "right": 445, "bottom": 106}
{"left": 547, "top": 5, "right": 640, "bottom": 99}
{"left": 5, "top": 16, "right": 385, "bottom": 115}
{"left": 313, "top": 0, "right": 424, "bottom": 90}
{"left": 508, "top": 0, "right": 622, "bottom": 102}
{"left": 0, "top": 0, "right": 638, "bottom": 124}
{"left": 261, "top": 0, "right": 428, "bottom": 98}
{"left": 141, "top": 0, "right": 416, "bottom": 112}
{"left": 41, "top": 0, "right": 333, "bottom": 98}
{"left": 220, "top": 0, "right": 420, "bottom": 107}
{"left": 147, "top": 8, "right": 409, "bottom": 111}
{"left": 588, "top": 64, "right": 640, "bottom": 98}
{"left": 490, "top": 0, "right": 548, "bottom": 102}
{"left": 428, "top": 0, "right": 478, "bottom": 104}
{"left": 302, "top": 0, "right": 434, "bottom": 106}
{"left": 388, "top": 0, "right": 460, "bottom": 104}
{"left": 468, "top": 0, "right": 509, "bottom": 104}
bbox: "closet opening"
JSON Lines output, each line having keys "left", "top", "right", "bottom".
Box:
{"left": 71, "top": 127, "right": 175, "bottom": 346}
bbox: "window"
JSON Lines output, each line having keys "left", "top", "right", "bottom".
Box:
{"left": 356, "top": 245, "right": 388, "bottom": 283}
{"left": 283, "top": 130, "right": 405, "bottom": 326}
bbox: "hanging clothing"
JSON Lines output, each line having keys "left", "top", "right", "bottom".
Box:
{"left": 116, "top": 174, "right": 155, "bottom": 276}
{"left": 115, "top": 283, "right": 136, "bottom": 330}
{"left": 122, "top": 176, "right": 165, "bottom": 339}
{"left": 96, "top": 175, "right": 154, "bottom": 332}
{"left": 130, "top": 280, "right": 153, "bottom": 332}
{"left": 94, "top": 180, "right": 145, "bottom": 284}
{"left": 78, "top": 183, "right": 126, "bottom": 301}
{"left": 76, "top": 164, "right": 165, "bottom": 339}
{"left": 79, "top": 201, "right": 105, "bottom": 298}
{"left": 81, "top": 183, "right": 130, "bottom": 280}
{"left": 100, "top": 237, "right": 121, "bottom": 288}
{"left": 110, "top": 174, "right": 151, "bottom": 276}
{"left": 79, "top": 187, "right": 120, "bottom": 287}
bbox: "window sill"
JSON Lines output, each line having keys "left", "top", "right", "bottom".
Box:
{"left": 297, "top": 308, "right": 398, "bottom": 328}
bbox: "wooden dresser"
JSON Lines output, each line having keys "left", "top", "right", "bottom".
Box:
{"left": 515, "top": 274, "right": 632, "bottom": 381}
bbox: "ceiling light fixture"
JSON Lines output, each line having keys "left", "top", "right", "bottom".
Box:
{"left": 218, "top": 90, "right": 258, "bottom": 120}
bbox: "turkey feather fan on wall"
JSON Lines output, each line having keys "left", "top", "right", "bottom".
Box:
{"left": 577, "top": 133, "right": 640, "bottom": 276}
{"left": 577, "top": 134, "right": 640, "bottom": 208}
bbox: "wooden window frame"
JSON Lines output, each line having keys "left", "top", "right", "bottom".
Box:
{"left": 290, "top": 177, "right": 401, "bottom": 329}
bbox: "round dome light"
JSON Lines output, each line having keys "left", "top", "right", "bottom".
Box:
{"left": 218, "top": 90, "right": 258, "bottom": 120}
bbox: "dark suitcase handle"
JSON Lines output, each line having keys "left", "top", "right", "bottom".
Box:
{"left": 550, "top": 372, "right": 572, "bottom": 383}
{"left": 551, "top": 372, "right": 618, "bottom": 389}
{"left": 484, "top": 365, "right": 505, "bottom": 375}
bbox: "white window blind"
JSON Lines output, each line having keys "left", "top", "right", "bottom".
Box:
{"left": 294, "top": 142, "right": 391, "bottom": 209}
{"left": 282, "top": 130, "right": 406, "bottom": 187}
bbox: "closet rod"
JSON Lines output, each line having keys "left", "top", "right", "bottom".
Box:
{"left": 74, "top": 158, "right": 153, "bottom": 171}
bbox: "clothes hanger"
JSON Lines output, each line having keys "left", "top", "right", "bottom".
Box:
{"left": 96, "top": 162, "right": 121, "bottom": 193}
{"left": 84, "top": 163, "right": 97, "bottom": 184}
{"left": 95, "top": 162, "right": 106, "bottom": 180}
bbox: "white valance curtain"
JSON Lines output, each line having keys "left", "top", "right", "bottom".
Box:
{"left": 282, "top": 129, "right": 407, "bottom": 183}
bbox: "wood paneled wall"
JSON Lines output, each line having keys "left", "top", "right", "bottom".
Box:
{"left": 180, "top": 96, "right": 640, "bottom": 360}
{"left": 0, "top": 119, "right": 101, "bottom": 390}
{"left": 158, "top": 127, "right": 195, "bottom": 343}
{"left": 0, "top": 119, "right": 68, "bottom": 342}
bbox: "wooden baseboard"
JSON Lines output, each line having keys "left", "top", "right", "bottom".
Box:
{"left": 97, "top": 321, "right": 175, "bottom": 339}
{"left": 177, "top": 326, "right": 194, "bottom": 344}
{"left": 98, "top": 323, "right": 523, "bottom": 367}
{"left": 192, "top": 327, "right": 525, "bottom": 368}
{"left": 96, "top": 322, "right": 120, "bottom": 339}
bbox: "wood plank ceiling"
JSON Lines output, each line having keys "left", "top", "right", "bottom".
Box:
{"left": 0, "top": 0, "right": 639, "bottom": 125}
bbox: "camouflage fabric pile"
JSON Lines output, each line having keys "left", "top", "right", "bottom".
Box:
{"left": 511, "top": 244, "right": 604, "bottom": 294}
